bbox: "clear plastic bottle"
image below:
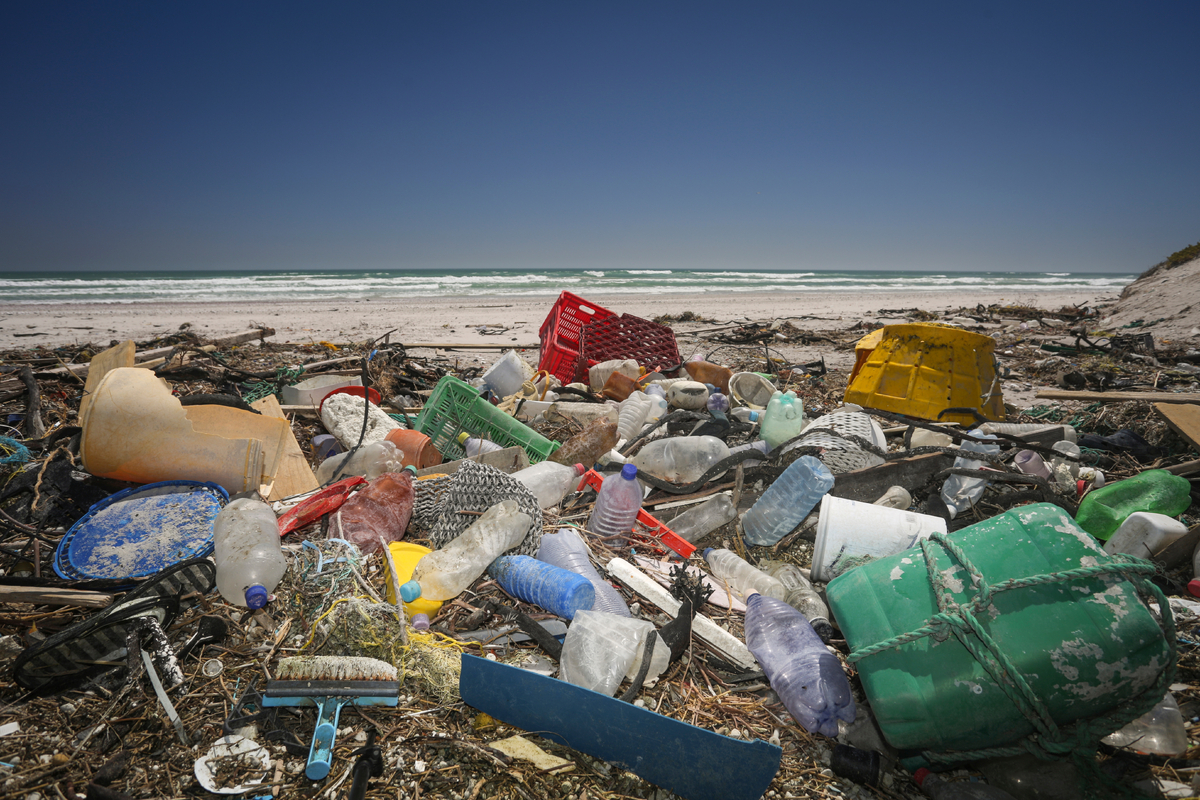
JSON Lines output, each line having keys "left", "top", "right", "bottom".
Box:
{"left": 630, "top": 436, "right": 731, "bottom": 484}
{"left": 669, "top": 495, "right": 738, "bottom": 543}
{"left": 548, "top": 418, "right": 619, "bottom": 467}
{"left": 744, "top": 593, "right": 856, "bottom": 737}
{"left": 458, "top": 432, "right": 504, "bottom": 456}
{"left": 914, "top": 769, "right": 1016, "bottom": 799}
{"left": 873, "top": 486, "right": 912, "bottom": 510}
{"left": 487, "top": 555, "right": 595, "bottom": 620}
{"left": 704, "top": 548, "right": 786, "bottom": 600}
{"left": 403, "top": 500, "right": 532, "bottom": 601}
{"left": 731, "top": 407, "right": 761, "bottom": 427}
{"left": 510, "top": 461, "right": 586, "bottom": 509}
{"left": 330, "top": 469, "right": 415, "bottom": 555}
{"left": 588, "top": 464, "right": 643, "bottom": 543}
{"left": 315, "top": 440, "right": 403, "bottom": 485}
{"left": 741, "top": 455, "right": 835, "bottom": 546}
{"left": 729, "top": 439, "right": 771, "bottom": 466}
{"left": 643, "top": 384, "right": 669, "bottom": 423}
{"left": 977, "top": 422, "right": 1077, "bottom": 444}
{"left": 760, "top": 390, "right": 805, "bottom": 449}
{"left": 940, "top": 432, "right": 1001, "bottom": 519}
{"left": 758, "top": 558, "right": 833, "bottom": 642}
{"left": 616, "top": 391, "right": 652, "bottom": 442}
{"left": 213, "top": 498, "right": 288, "bottom": 609}
{"left": 537, "top": 527, "right": 631, "bottom": 616}
{"left": 1101, "top": 692, "right": 1189, "bottom": 755}
{"left": 558, "top": 610, "right": 669, "bottom": 696}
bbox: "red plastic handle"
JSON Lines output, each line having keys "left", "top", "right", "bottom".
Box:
{"left": 577, "top": 469, "right": 696, "bottom": 558}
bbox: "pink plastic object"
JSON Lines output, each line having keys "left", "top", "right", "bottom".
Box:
{"left": 277, "top": 476, "right": 367, "bottom": 537}
{"left": 330, "top": 472, "right": 415, "bottom": 555}
{"left": 578, "top": 469, "right": 695, "bottom": 558}
{"left": 538, "top": 291, "right": 617, "bottom": 384}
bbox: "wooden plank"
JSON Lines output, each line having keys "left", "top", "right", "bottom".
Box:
{"left": 78, "top": 340, "right": 136, "bottom": 423}
{"left": 251, "top": 395, "right": 318, "bottom": 501}
{"left": 1035, "top": 390, "right": 1200, "bottom": 404}
{"left": 1165, "top": 459, "right": 1200, "bottom": 477}
{"left": 1155, "top": 403, "right": 1200, "bottom": 453}
{"left": 403, "top": 343, "right": 540, "bottom": 350}
{"left": 0, "top": 586, "right": 113, "bottom": 608}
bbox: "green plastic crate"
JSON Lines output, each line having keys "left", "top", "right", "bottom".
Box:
{"left": 415, "top": 375, "right": 560, "bottom": 464}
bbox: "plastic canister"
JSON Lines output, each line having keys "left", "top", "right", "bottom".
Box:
{"left": 213, "top": 498, "right": 288, "bottom": 609}
{"left": 479, "top": 350, "right": 536, "bottom": 399}
{"left": 760, "top": 390, "right": 805, "bottom": 449}
{"left": 1074, "top": 469, "right": 1192, "bottom": 541}
{"left": 826, "top": 503, "right": 1173, "bottom": 753}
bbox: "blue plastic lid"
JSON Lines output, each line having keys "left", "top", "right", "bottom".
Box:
{"left": 245, "top": 584, "right": 269, "bottom": 610}
{"left": 621, "top": 463, "right": 638, "bottom": 480}
{"left": 703, "top": 547, "right": 714, "bottom": 559}
{"left": 749, "top": 411, "right": 759, "bottom": 422}
{"left": 404, "top": 465, "right": 418, "bottom": 476}
{"left": 400, "top": 580, "right": 422, "bottom": 602}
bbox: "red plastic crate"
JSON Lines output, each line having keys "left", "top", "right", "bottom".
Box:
{"left": 579, "top": 313, "right": 682, "bottom": 377}
{"left": 537, "top": 291, "right": 616, "bottom": 384}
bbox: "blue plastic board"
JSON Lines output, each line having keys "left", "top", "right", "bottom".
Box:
{"left": 459, "top": 654, "right": 781, "bottom": 800}
{"left": 55, "top": 480, "right": 227, "bottom": 580}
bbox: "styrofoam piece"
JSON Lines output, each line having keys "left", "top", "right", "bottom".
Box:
{"left": 606, "top": 557, "right": 757, "bottom": 671}
{"left": 812, "top": 495, "right": 946, "bottom": 583}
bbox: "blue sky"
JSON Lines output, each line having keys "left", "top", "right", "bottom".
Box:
{"left": 2, "top": 2, "right": 1196, "bottom": 273}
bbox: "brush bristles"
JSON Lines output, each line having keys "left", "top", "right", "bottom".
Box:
{"left": 275, "top": 656, "right": 397, "bottom": 682}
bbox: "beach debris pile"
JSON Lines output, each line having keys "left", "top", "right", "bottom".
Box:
{"left": 0, "top": 283, "right": 1199, "bottom": 800}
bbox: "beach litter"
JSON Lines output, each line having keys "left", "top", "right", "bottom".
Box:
{"left": 0, "top": 279, "right": 1199, "bottom": 800}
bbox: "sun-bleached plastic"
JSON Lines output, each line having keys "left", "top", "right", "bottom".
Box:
{"left": 1050, "top": 440, "right": 1081, "bottom": 490}
{"left": 616, "top": 391, "right": 652, "bottom": 442}
{"left": 977, "top": 422, "right": 1077, "bottom": 444}
{"left": 940, "top": 432, "right": 1000, "bottom": 518}
{"left": 909, "top": 428, "right": 954, "bottom": 448}
{"left": 760, "top": 390, "right": 805, "bottom": 450}
{"left": 744, "top": 593, "right": 856, "bottom": 737}
{"left": 315, "top": 440, "right": 404, "bottom": 485}
{"left": 510, "top": 461, "right": 585, "bottom": 509}
{"left": 214, "top": 498, "right": 288, "bottom": 609}
{"left": 587, "top": 464, "right": 643, "bottom": 543}
{"left": 1012, "top": 449, "right": 1051, "bottom": 480}
{"left": 478, "top": 350, "right": 536, "bottom": 399}
{"left": 548, "top": 417, "right": 619, "bottom": 467}
{"left": 458, "top": 432, "right": 505, "bottom": 457}
{"left": 669, "top": 495, "right": 738, "bottom": 543}
{"left": 813, "top": 494, "right": 946, "bottom": 583}
{"left": 407, "top": 500, "right": 532, "bottom": 601}
{"left": 704, "top": 548, "right": 786, "bottom": 601}
{"left": 487, "top": 555, "right": 595, "bottom": 620}
{"left": 588, "top": 359, "right": 640, "bottom": 392}
{"left": 1103, "top": 511, "right": 1190, "bottom": 559}
{"left": 557, "top": 610, "right": 670, "bottom": 696}
{"left": 642, "top": 384, "right": 669, "bottom": 423}
{"left": 758, "top": 558, "right": 833, "bottom": 641}
{"left": 330, "top": 470, "right": 415, "bottom": 556}
{"left": 537, "top": 527, "right": 631, "bottom": 617}
{"left": 872, "top": 485, "right": 912, "bottom": 510}
{"left": 630, "top": 436, "right": 731, "bottom": 484}
{"left": 1101, "top": 692, "right": 1189, "bottom": 755}
{"left": 666, "top": 381, "right": 709, "bottom": 409}
{"left": 729, "top": 372, "right": 775, "bottom": 409}
{"left": 740, "top": 455, "right": 835, "bottom": 546}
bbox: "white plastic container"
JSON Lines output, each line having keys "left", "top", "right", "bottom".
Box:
{"left": 511, "top": 462, "right": 585, "bottom": 509}
{"left": 479, "top": 350, "right": 536, "bottom": 399}
{"left": 812, "top": 495, "right": 947, "bottom": 583}
{"left": 760, "top": 390, "right": 805, "bottom": 450}
{"left": 406, "top": 500, "right": 531, "bottom": 601}
{"left": 213, "top": 498, "right": 288, "bottom": 609}
{"left": 1103, "top": 512, "right": 1189, "bottom": 559}
{"left": 315, "top": 440, "right": 404, "bottom": 485}
{"left": 280, "top": 374, "right": 362, "bottom": 407}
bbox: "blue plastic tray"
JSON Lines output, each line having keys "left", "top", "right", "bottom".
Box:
{"left": 54, "top": 480, "right": 228, "bottom": 580}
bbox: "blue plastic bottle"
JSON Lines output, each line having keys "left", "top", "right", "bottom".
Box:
{"left": 487, "top": 555, "right": 595, "bottom": 619}
{"left": 588, "top": 463, "right": 643, "bottom": 543}
{"left": 537, "top": 528, "right": 631, "bottom": 617}
{"left": 741, "top": 455, "right": 835, "bottom": 546}
{"left": 744, "top": 593, "right": 856, "bottom": 737}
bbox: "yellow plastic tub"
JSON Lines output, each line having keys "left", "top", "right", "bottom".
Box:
{"left": 384, "top": 541, "right": 443, "bottom": 618}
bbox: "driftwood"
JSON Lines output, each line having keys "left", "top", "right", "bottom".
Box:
{"left": 18, "top": 366, "right": 46, "bottom": 440}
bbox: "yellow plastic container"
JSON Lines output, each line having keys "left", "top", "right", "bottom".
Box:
{"left": 849, "top": 328, "right": 884, "bottom": 384}
{"left": 384, "top": 541, "right": 443, "bottom": 618}
{"left": 843, "top": 323, "right": 1004, "bottom": 425}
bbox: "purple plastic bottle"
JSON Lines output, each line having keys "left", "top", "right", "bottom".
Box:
{"left": 744, "top": 593, "right": 855, "bottom": 737}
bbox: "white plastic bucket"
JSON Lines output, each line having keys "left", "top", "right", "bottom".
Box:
{"left": 812, "top": 495, "right": 947, "bottom": 582}
{"left": 280, "top": 375, "right": 362, "bottom": 407}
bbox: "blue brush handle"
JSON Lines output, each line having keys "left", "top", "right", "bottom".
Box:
{"left": 306, "top": 696, "right": 349, "bottom": 780}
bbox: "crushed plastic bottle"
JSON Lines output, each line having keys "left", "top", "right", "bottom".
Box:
{"left": 1102, "top": 692, "right": 1189, "bottom": 756}
{"left": 744, "top": 593, "right": 856, "bottom": 737}
{"left": 643, "top": 384, "right": 669, "bottom": 423}
{"left": 487, "top": 555, "right": 595, "bottom": 620}
{"left": 588, "top": 464, "right": 643, "bottom": 543}
{"left": 630, "top": 435, "right": 730, "bottom": 484}
{"left": 404, "top": 500, "right": 531, "bottom": 601}
{"left": 758, "top": 558, "right": 833, "bottom": 642}
{"left": 558, "top": 610, "right": 669, "bottom": 696}
{"left": 214, "top": 498, "right": 288, "bottom": 609}
{"left": 329, "top": 469, "right": 415, "bottom": 556}
{"left": 668, "top": 494, "right": 738, "bottom": 543}
{"left": 940, "top": 432, "right": 1000, "bottom": 519}
{"left": 760, "top": 390, "right": 805, "bottom": 450}
{"left": 704, "top": 548, "right": 786, "bottom": 600}
{"left": 537, "top": 527, "right": 631, "bottom": 616}
{"left": 741, "top": 455, "right": 835, "bottom": 546}
{"left": 315, "top": 440, "right": 403, "bottom": 485}
{"left": 510, "top": 461, "right": 585, "bottom": 509}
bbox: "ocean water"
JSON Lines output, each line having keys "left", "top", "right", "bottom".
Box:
{"left": 0, "top": 268, "right": 1134, "bottom": 304}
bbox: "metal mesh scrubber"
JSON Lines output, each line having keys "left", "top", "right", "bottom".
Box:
{"left": 427, "top": 460, "right": 543, "bottom": 556}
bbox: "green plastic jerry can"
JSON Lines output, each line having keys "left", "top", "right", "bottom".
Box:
{"left": 826, "top": 503, "right": 1171, "bottom": 753}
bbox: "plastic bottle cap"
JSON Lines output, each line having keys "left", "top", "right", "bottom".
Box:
{"left": 245, "top": 584, "right": 269, "bottom": 610}
{"left": 456, "top": 431, "right": 471, "bottom": 445}
{"left": 400, "top": 580, "right": 423, "bottom": 602}
{"left": 703, "top": 547, "right": 714, "bottom": 559}
{"left": 1188, "top": 579, "right": 1200, "bottom": 599}
{"left": 411, "top": 613, "right": 430, "bottom": 631}
{"left": 404, "top": 465, "right": 418, "bottom": 476}
{"left": 573, "top": 463, "right": 586, "bottom": 475}
{"left": 913, "top": 768, "right": 931, "bottom": 787}
{"left": 621, "top": 463, "right": 638, "bottom": 480}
